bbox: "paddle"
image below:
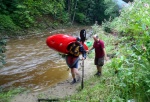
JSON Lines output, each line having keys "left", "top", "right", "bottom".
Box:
{"left": 80, "top": 29, "right": 86, "bottom": 90}
{"left": 81, "top": 58, "right": 84, "bottom": 89}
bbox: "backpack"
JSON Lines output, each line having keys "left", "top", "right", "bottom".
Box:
{"left": 69, "top": 43, "right": 80, "bottom": 57}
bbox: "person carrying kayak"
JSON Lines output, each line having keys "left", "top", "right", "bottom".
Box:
{"left": 66, "top": 37, "right": 86, "bottom": 84}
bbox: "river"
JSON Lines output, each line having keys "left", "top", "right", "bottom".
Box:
{"left": 0, "top": 26, "right": 92, "bottom": 92}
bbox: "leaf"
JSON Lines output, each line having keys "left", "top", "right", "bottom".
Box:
{"left": 147, "top": 90, "right": 150, "bottom": 93}
{"left": 127, "top": 72, "right": 132, "bottom": 76}
{"left": 141, "top": 23, "right": 146, "bottom": 30}
{"left": 139, "top": 63, "right": 146, "bottom": 68}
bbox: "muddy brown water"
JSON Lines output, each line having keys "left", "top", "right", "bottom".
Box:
{"left": 0, "top": 26, "right": 92, "bottom": 92}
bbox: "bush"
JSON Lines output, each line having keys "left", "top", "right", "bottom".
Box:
{"left": 108, "top": 0, "right": 150, "bottom": 101}
{"left": 0, "top": 15, "right": 19, "bottom": 30}
{"left": 75, "top": 13, "right": 89, "bottom": 24}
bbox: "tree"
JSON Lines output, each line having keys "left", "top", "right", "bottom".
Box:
{"left": 74, "top": 0, "right": 117, "bottom": 24}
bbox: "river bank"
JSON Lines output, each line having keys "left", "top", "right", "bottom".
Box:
{"left": 3, "top": 24, "right": 92, "bottom": 39}
{"left": 11, "top": 57, "right": 96, "bottom": 102}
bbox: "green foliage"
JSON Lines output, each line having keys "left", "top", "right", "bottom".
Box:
{"left": 0, "top": 87, "right": 25, "bottom": 102}
{"left": 104, "top": 0, "right": 119, "bottom": 18}
{"left": 110, "top": 0, "right": 150, "bottom": 62}
{"left": 0, "top": 0, "right": 19, "bottom": 14}
{"left": 75, "top": 13, "right": 87, "bottom": 24}
{"left": 110, "top": 46, "right": 150, "bottom": 101}
{"left": 104, "top": 0, "right": 150, "bottom": 101}
{"left": 12, "top": 4, "right": 36, "bottom": 28}
{"left": 63, "top": 17, "right": 150, "bottom": 101}
{"left": 39, "top": 0, "right": 65, "bottom": 16}
{"left": 0, "top": 0, "right": 68, "bottom": 31}
{"left": 64, "top": 63, "right": 126, "bottom": 101}
{"left": 102, "top": 17, "right": 113, "bottom": 33}
{"left": 110, "top": 0, "right": 150, "bottom": 34}
{"left": 0, "top": 15, "right": 19, "bottom": 30}
{"left": 0, "top": 37, "right": 6, "bottom": 68}
{"left": 74, "top": 0, "right": 118, "bottom": 25}
{"left": 0, "top": 0, "right": 120, "bottom": 34}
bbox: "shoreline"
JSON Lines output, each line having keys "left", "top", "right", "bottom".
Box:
{"left": 11, "top": 58, "right": 95, "bottom": 102}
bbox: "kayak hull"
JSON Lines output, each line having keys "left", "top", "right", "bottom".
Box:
{"left": 46, "top": 34, "right": 88, "bottom": 54}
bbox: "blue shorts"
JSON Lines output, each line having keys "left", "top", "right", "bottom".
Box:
{"left": 66, "top": 55, "right": 79, "bottom": 68}
{"left": 70, "top": 60, "right": 79, "bottom": 68}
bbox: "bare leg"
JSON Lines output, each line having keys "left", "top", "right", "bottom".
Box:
{"left": 71, "top": 68, "right": 75, "bottom": 79}
{"left": 74, "top": 68, "right": 81, "bottom": 81}
{"left": 71, "top": 68, "right": 80, "bottom": 81}
{"left": 97, "top": 65, "right": 102, "bottom": 74}
{"left": 95, "top": 65, "right": 102, "bottom": 76}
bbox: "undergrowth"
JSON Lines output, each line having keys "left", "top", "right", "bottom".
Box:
{"left": 0, "top": 87, "right": 26, "bottom": 102}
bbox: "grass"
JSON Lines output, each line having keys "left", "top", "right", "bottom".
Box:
{"left": 0, "top": 87, "right": 26, "bottom": 102}
{"left": 62, "top": 25, "right": 150, "bottom": 102}
{"left": 63, "top": 63, "right": 123, "bottom": 102}
{"left": 59, "top": 25, "right": 121, "bottom": 102}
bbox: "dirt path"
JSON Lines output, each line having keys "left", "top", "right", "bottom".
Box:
{"left": 11, "top": 58, "right": 96, "bottom": 102}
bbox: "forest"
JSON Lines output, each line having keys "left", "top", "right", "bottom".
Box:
{"left": 0, "top": 0, "right": 133, "bottom": 35}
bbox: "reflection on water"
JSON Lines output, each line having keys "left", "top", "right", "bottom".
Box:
{"left": 0, "top": 26, "right": 91, "bottom": 92}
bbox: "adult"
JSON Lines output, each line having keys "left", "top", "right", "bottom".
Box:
{"left": 88, "top": 35, "right": 108, "bottom": 76}
{"left": 66, "top": 37, "right": 86, "bottom": 84}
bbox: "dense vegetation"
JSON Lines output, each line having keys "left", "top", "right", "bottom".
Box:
{"left": 108, "top": 0, "right": 150, "bottom": 101}
{"left": 63, "top": 0, "right": 150, "bottom": 101}
{"left": 0, "top": 0, "right": 120, "bottom": 35}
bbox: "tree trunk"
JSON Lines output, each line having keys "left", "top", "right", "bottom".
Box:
{"left": 71, "top": 0, "right": 77, "bottom": 25}
{"left": 67, "top": 0, "right": 71, "bottom": 13}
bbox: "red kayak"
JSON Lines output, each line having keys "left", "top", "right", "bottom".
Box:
{"left": 46, "top": 34, "right": 88, "bottom": 54}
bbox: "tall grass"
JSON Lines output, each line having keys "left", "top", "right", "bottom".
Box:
{"left": 103, "top": 0, "right": 150, "bottom": 101}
